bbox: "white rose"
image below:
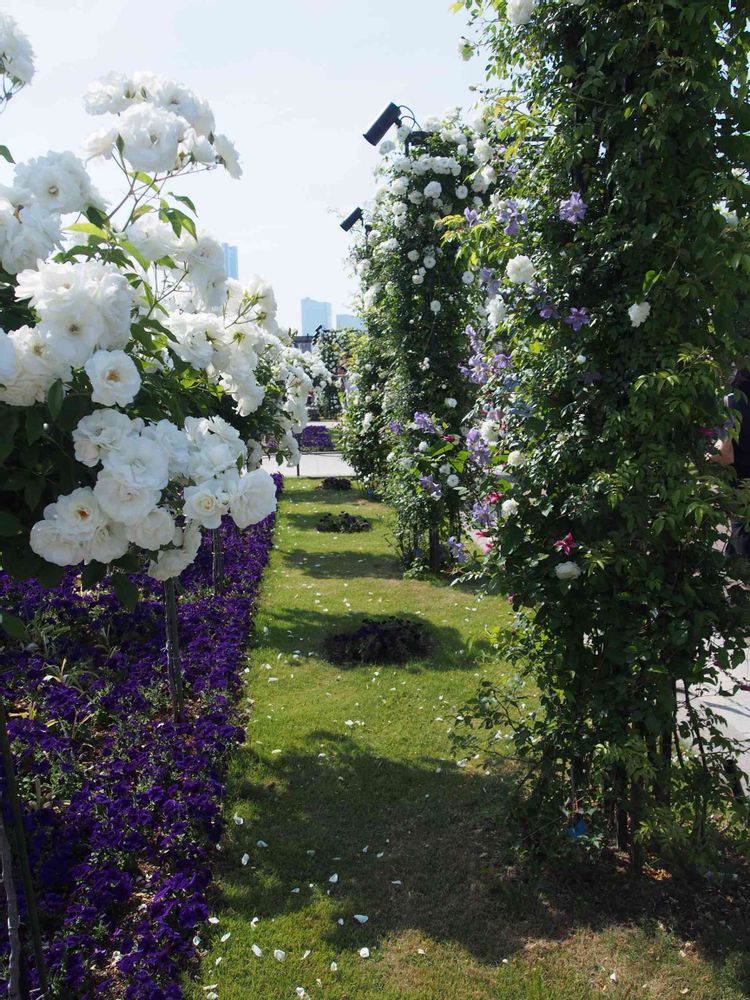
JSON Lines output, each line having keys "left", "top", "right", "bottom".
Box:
{"left": 228, "top": 469, "right": 277, "bottom": 529}
{"left": 507, "top": 450, "right": 525, "bottom": 467}
{"left": 507, "top": 0, "right": 537, "bottom": 26}
{"left": 555, "top": 561, "right": 582, "bottom": 580}
{"left": 116, "top": 103, "right": 185, "bottom": 173}
{"left": 628, "top": 301, "right": 651, "bottom": 327}
{"left": 126, "top": 507, "right": 177, "bottom": 550}
{"left": 506, "top": 255, "right": 536, "bottom": 285}
{"left": 30, "top": 515, "right": 84, "bottom": 567}
{"left": 94, "top": 471, "right": 161, "bottom": 525}
{"left": 14, "top": 151, "right": 100, "bottom": 215}
{"left": 480, "top": 419, "right": 501, "bottom": 443}
{"left": 447, "top": 474, "right": 459, "bottom": 487}
{"left": 183, "top": 481, "right": 229, "bottom": 529}
{"left": 72, "top": 409, "right": 135, "bottom": 466}
{"left": 85, "top": 350, "right": 141, "bottom": 407}
{"left": 462, "top": 271, "right": 475, "bottom": 285}
{"left": 212, "top": 133, "right": 242, "bottom": 179}
{"left": 501, "top": 498, "right": 519, "bottom": 518}
{"left": 418, "top": 440, "right": 429, "bottom": 453}
{"left": 487, "top": 298, "right": 508, "bottom": 327}
{"left": 101, "top": 435, "right": 169, "bottom": 490}
{"left": 430, "top": 300, "right": 441, "bottom": 313}
{"left": 445, "top": 397, "right": 457, "bottom": 408}
{"left": 0, "top": 13, "right": 35, "bottom": 84}
{"left": 85, "top": 520, "right": 129, "bottom": 564}
{"left": 424, "top": 180, "right": 442, "bottom": 200}
{"left": 456, "top": 185, "right": 469, "bottom": 200}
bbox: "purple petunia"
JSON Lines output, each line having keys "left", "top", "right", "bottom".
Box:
{"left": 388, "top": 419, "right": 404, "bottom": 435}
{"left": 0, "top": 475, "right": 284, "bottom": 999}
{"left": 464, "top": 207, "right": 480, "bottom": 227}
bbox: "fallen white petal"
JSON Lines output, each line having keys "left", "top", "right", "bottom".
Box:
{"left": 359, "top": 947, "right": 370, "bottom": 959}
{"left": 208, "top": 917, "right": 219, "bottom": 925}
{"left": 274, "top": 949, "right": 286, "bottom": 962}
{"left": 220, "top": 932, "right": 231, "bottom": 942}
{"left": 241, "top": 854, "right": 250, "bottom": 866}
{"left": 251, "top": 944, "right": 262, "bottom": 957}
{"left": 354, "top": 914, "right": 369, "bottom": 924}
{"left": 329, "top": 873, "right": 338, "bottom": 883}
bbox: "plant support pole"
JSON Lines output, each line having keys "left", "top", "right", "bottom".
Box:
{"left": 211, "top": 530, "right": 224, "bottom": 590}
{"left": 0, "top": 805, "right": 22, "bottom": 1000}
{"left": 0, "top": 698, "right": 47, "bottom": 995}
{"left": 163, "top": 580, "right": 185, "bottom": 722}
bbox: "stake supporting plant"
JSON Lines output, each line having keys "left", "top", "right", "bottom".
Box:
{"left": 0, "top": 804, "right": 22, "bottom": 1000}
{"left": 163, "top": 580, "right": 185, "bottom": 722}
{"left": 211, "top": 529, "right": 224, "bottom": 590}
{"left": 0, "top": 697, "right": 48, "bottom": 995}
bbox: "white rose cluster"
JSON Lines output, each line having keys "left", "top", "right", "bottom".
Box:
{"left": 82, "top": 70, "right": 242, "bottom": 178}
{"left": 32, "top": 410, "right": 278, "bottom": 578}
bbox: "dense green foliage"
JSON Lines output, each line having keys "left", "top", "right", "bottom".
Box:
{"left": 451, "top": 0, "right": 750, "bottom": 862}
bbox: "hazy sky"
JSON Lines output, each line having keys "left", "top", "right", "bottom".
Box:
{"left": 1, "top": 0, "right": 483, "bottom": 330}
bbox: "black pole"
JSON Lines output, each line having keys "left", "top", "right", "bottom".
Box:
{"left": 211, "top": 530, "right": 224, "bottom": 590}
{"left": 163, "top": 581, "right": 185, "bottom": 722}
{"left": 0, "top": 698, "right": 47, "bottom": 994}
{"left": 0, "top": 805, "right": 22, "bottom": 999}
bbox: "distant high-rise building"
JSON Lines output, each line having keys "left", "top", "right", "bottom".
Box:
{"left": 336, "top": 313, "right": 364, "bottom": 331}
{"left": 300, "top": 297, "right": 332, "bottom": 337}
{"left": 222, "top": 243, "right": 239, "bottom": 280}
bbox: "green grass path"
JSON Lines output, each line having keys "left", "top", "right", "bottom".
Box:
{"left": 185, "top": 479, "right": 748, "bottom": 1000}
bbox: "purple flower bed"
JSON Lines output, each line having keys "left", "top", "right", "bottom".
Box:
{"left": 0, "top": 474, "right": 283, "bottom": 999}
{"left": 300, "top": 423, "right": 334, "bottom": 451}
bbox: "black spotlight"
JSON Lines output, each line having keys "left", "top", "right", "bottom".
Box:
{"left": 363, "top": 102, "right": 402, "bottom": 146}
{"left": 340, "top": 207, "right": 364, "bottom": 232}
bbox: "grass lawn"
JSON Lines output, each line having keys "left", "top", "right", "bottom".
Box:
{"left": 185, "top": 478, "right": 750, "bottom": 1000}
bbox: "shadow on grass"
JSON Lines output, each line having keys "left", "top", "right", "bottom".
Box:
{"left": 259, "top": 607, "right": 495, "bottom": 670}
{"left": 215, "top": 732, "right": 750, "bottom": 990}
{"left": 281, "top": 547, "right": 400, "bottom": 579}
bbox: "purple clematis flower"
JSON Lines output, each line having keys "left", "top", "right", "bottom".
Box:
{"left": 559, "top": 191, "right": 588, "bottom": 224}
{"left": 564, "top": 307, "right": 590, "bottom": 332}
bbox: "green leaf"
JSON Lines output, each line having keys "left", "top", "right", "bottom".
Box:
{"left": 0, "top": 511, "right": 21, "bottom": 536}
{"left": 46, "top": 379, "right": 65, "bottom": 419}
{"left": 81, "top": 561, "right": 107, "bottom": 589}
{"left": 170, "top": 193, "right": 197, "bottom": 215}
{"left": 112, "top": 573, "right": 139, "bottom": 611}
{"left": 0, "top": 144, "right": 15, "bottom": 164}
{"left": 67, "top": 222, "right": 110, "bottom": 240}
{"left": 25, "top": 409, "right": 45, "bottom": 445}
{"left": 0, "top": 611, "right": 26, "bottom": 640}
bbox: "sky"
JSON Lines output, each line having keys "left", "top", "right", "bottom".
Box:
{"left": 1, "top": 0, "right": 485, "bottom": 331}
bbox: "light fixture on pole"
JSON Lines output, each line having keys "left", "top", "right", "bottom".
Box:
{"left": 362, "top": 102, "right": 402, "bottom": 146}
{"left": 340, "top": 207, "right": 364, "bottom": 232}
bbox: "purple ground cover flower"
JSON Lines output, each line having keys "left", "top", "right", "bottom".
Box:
{"left": 388, "top": 419, "right": 403, "bottom": 435}
{"left": 301, "top": 424, "right": 334, "bottom": 450}
{"left": 0, "top": 475, "right": 283, "bottom": 999}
